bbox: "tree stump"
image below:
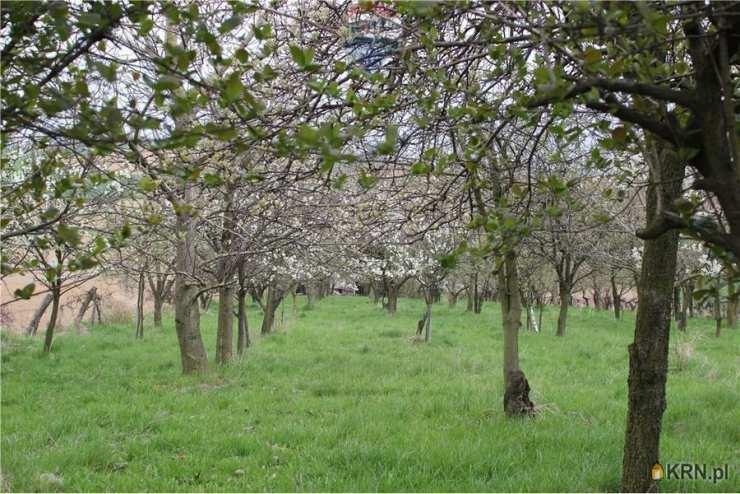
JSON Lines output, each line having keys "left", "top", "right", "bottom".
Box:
{"left": 504, "top": 369, "right": 536, "bottom": 417}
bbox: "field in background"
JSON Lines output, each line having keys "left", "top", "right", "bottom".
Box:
{"left": 1, "top": 296, "right": 738, "bottom": 492}
{"left": 0, "top": 275, "right": 149, "bottom": 333}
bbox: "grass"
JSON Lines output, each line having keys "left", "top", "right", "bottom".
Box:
{"left": 1, "top": 296, "right": 738, "bottom": 492}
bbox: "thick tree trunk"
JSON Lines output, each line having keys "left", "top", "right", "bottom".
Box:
{"left": 153, "top": 296, "right": 163, "bottom": 328}
{"left": 556, "top": 285, "right": 570, "bottom": 337}
{"left": 385, "top": 283, "right": 398, "bottom": 314}
{"left": 42, "top": 285, "right": 61, "bottom": 353}
{"left": 621, "top": 138, "right": 683, "bottom": 493}
{"left": 306, "top": 282, "right": 316, "bottom": 309}
{"left": 499, "top": 250, "right": 534, "bottom": 417}
{"left": 26, "top": 293, "right": 53, "bottom": 336}
{"left": 260, "top": 286, "right": 283, "bottom": 335}
{"left": 216, "top": 285, "right": 234, "bottom": 364}
{"left": 173, "top": 187, "right": 208, "bottom": 374}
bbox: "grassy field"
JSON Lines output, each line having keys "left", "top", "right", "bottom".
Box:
{"left": 1, "top": 296, "right": 738, "bottom": 492}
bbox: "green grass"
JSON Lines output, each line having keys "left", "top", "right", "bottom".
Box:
{"left": 1, "top": 296, "right": 738, "bottom": 492}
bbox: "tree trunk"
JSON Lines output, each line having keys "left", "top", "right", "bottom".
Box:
{"left": 611, "top": 275, "right": 622, "bottom": 320}
{"left": 385, "top": 282, "right": 398, "bottom": 314}
{"left": 42, "top": 284, "right": 61, "bottom": 353}
{"left": 260, "top": 286, "right": 283, "bottom": 335}
{"left": 678, "top": 285, "right": 688, "bottom": 332}
{"left": 448, "top": 291, "right": 458, "bottom": 307}
{"left": 91, "top": 292, "right": 101, "bottom": 325}
{"left": 499, "top": 250, "right": 534, "bottom": 417}
{"left": 714, "top": 290, "right": 722, "bottom": 337}
{"left": 727, "top": 272, "right": 737, "bottom": 328}
{"left": 424, "top": 290, "right": 432, "bottom": 342}
{"left": 556, "top": 285, "right": 570, "bottom": 337}
{"left": 173, "top": 187, "right": 208, "bottom": 374}
{"left": 199, "top": 292, "right": 212, "bottom": 311}
{"left": 26, "top": 293, "right": 53, "bottom": 336}
{"left": 474, "top": 288, "right": 483, "bottom": 314}
{"left": 686, "top": 280, "right": 694, "bottom": 318}
{"left": 621, "top": 137, "right": 683, "bottom": 492}
{"left": 153, "top": 296, "right": 163, "bottom": 328}
{"left": 306, "top": 282, "right": 316, "bottom": 309}
{"left": 537, "top": 296, "right": 544, "bottom": 333}
{"left": 673, "top": 286, "right": 681, "bottom": 322}
{"left": 237, "top": 289, "right": 250, "bottom": 355}
{"left": 135, "top": 270, "right": 145, "bottom": 339}
{"left": 236, "top": 263, "right": 250, "bottom": 355}
{"left": 216, "top": 285, "right": 234, "bottom": 364}
{"left": 74, "top": 287, "right": 97, "bottom": 335}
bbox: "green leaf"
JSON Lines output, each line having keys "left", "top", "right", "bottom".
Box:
{"left": 203, "top": 173, "right": 224, "bottom": 187}
{"left": 289, "top": 45, "right": 315, "bottom": 70}
{"left": 223, "top": 73, "right": 244, "bottom": 102}
{"left": 153, "top": 75, "right": 181, "bottom": 91}
{"left": 145, "top": 215, "right": 162, "bottom": 225}
{"left": 582, "top": 47, "right": 601, "bottom": 66}
{"left": 234, "top": 48, "right": 249, "bottom": 63}
{"left": 40, "top": 207, "right": 61, "bottom": 221}
{"left": 358, "top": 172, "right": 378, "bottom": 190}
{"left": 411, "top": 162, "right": 431, "bottom": 175}
{"left": 376, "top": 125, "right": 398, "bottom": 155}
{"left": 14, "top": 283, "right": 36, "bottom": 300}
{"left": 139, "top": 17, "right": 154, "bottom": 35}
{"left": 138, "top": 176, "right": 157, "bottom": 193}
{"left": 95, "top": 62, "right": 117, "bottom": 82}
{"left": 56, "top": 224, "right": 81, "bottom": 246}
{"left": 204, "top": 123, "right": 238, "bottom": 140}
{"left": 253, "top": 23, "right": 272, "bottom": 40}
{"left": 296, "top": 125, "right": 320, "bottom": 146}
{"left": 219, "top": 15, "right": 242, "bottom": 34}
{"left": 438, "top": 253, "right": 458, "bottom": 270}
{"left": 78, "top": 12, "right": 102, "bottom": 26}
